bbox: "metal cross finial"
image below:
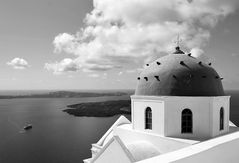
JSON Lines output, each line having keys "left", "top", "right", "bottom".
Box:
{"left": 175, "top": 34, "right": 182, "bottom": 47}
{"left": 173, "top": 34, "right": 185, "bottom": 54}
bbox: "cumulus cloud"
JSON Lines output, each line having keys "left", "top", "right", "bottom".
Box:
{"left": 46, "top": 0, "right": 239, "bottom": 73}
{"left": 7, "top": 58, "right": 30, "bottom": 69}
{"left": 44, "top": 58, "right": 79, "bottom": 74}
{"left": 53, "top": 33, "right": 79, "bottom": 54}
{"left": 190, "top": 48, "right": 211, "bottom": 63}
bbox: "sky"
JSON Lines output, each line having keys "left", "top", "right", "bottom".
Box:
{"left": 0, "top": 0, "right": 239, "bottom": 90}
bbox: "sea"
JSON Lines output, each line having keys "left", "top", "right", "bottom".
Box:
{"left": 0, "top": 90, "right": 238, "bottom": 163}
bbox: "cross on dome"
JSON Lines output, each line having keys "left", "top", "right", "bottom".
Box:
{"left": 175, "top": 34, "right": 182, "bottom": 47}
{"left": 173, "top": 34, "right": 185, "bottom": 54}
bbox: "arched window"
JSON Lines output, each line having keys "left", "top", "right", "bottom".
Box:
{"left": 145, "top": 107, "right": 152, "bottom": 130}
{"left": 220, "top": 107, "right": 224, "bottom": 130}
{"left": 181, "top": 109, "right": 193, "bottom": 133}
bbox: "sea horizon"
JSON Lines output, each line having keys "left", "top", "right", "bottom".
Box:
{"left": 0, "top": 89, "right": 135, "bottom": 96}
{"left": 0, "top": 89, "right": 238, "bottom": 95}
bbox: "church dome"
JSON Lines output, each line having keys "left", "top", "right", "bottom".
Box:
{"left": 135, "top": 48, "right": 224, "bottom": 96}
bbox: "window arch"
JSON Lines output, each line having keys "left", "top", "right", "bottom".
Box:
{"left": 145, "top": 107, "right": 152, "bottom": 129}
{"left": 181, "top": 109, "right": 193, "bottom": 133}
{"left": 220, "top": 107, "right": 224, "bottom": 130}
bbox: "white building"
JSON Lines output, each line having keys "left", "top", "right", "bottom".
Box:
{"left": 84, "top": 46, "right": 239, "bottom": 163}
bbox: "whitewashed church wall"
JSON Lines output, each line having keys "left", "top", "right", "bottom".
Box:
{"left": 131, "top": 98, "right": 165, "bottom": 135}
{"left": 131, "top": 95, "right": 230, "bottom": 139}
{"left": 211, "top": 96, "right": 230, "bottom": 137}
{"left": 165, "top": 97, "right": 211, "bottom": 139}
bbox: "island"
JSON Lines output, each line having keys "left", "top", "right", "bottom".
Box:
{"left": 63, "top": 100, "right": 131, "bottom": 117}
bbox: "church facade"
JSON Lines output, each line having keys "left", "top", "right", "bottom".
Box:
{"left": 132, "top": 95, "right": 229, "bottom": 139}
{"left": 84, "top": 46, "right": 239, "bottom": 163}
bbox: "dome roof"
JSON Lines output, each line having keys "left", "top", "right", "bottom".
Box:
{"left": 135, "top": 51, "right": 224, "bottom": 96}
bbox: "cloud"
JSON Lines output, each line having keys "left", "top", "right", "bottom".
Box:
{"left": 231, "top": 53, "right": 239, "bottom": 57}
{"left": 102, "top": 72, "right": 108, "bottom": 79}
{"left": 7, "top": 58, "right": 30, "bottom": 69}
{"left": 88, "top": 74, "right": 100, "bottom": 78}
{"left": 67, "top": 75, "right": 74, "bottom": 78}
{"left": 118, "top": 71, "right": 123, "bottom": 76}
{"left": 44, "top": 58, "right": 79, "bottom": 74}
{"left": 53, "top": 33, "right": 79, "bottom": 54}
{"left": 47, "top": 0, "right": 239, "bottom": 73}
{"left": 190, "top": 48, "right": 211, "bottom": 63}
{"left": 126, "top": 70, "right": 136, "bottom": 73}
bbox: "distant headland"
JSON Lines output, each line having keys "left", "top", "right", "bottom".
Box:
{"left": 64, "top": 100, "right": 131, "bottom": 117}
{"left": 0, "top": 90, "right": 133, "bottom": 117}
{"left": 0, "top": 90, "right": 133, "bottom": 99}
